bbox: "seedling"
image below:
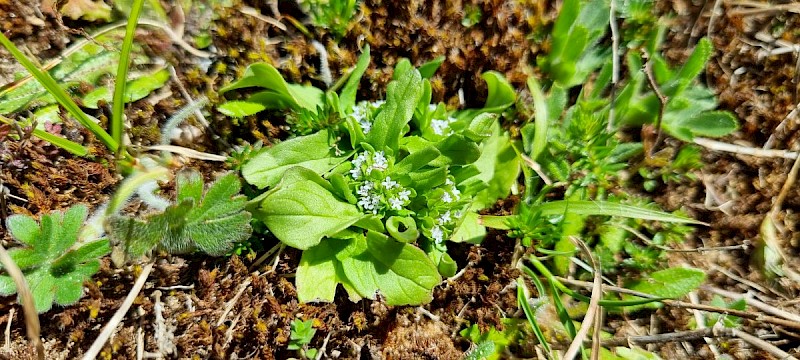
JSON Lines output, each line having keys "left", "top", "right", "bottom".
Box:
{"left": 0, "top": 205, "right": 110, "bottom": 313}
{"left": 298, "top": 0, "right": 359, "bottom": 39}
{"left": 107, "top": 170, "right": 253, "bottom": 258}
{"left": 288, "top": 319, "right": 319, "bottom": 359}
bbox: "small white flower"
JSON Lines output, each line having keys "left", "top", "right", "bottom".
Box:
{"left": 359, "top": 119, "right": 372, "bottom": 134}
{"left": 450, "top": 187, "right": 461, "bottom": 200}
{"left": 381, "top": 176, "right": 398, "bottom": 189}
{"left": 357, "top": 181, "right": 374, "bottom": 196}
{"left": 398, "top": 189, "right": 411, "bottom": 201}
{"left": 431, "top": 119, "right": 449, "bottom": 135}
{"left": 371, "top": 100, "right": 385, "bottom": 107}
{"left": 445, "top": 178, "right": 454, "bottom": 186}
{"left": 389, "top": 197, "right": 403, "bottom": 210}
{"left": 372, "top": 151, "right": 388, "bottom": 171}
{"left": 438, "top": 210, "right": 451, "bottom": 224}
{"left": 352, "top": 152, "right": 368, "bottom": 167}
{"left": 442, "top": 192, "right": 453, "bottom": 203}
{"left": 359, "top": 194, "right": 380, "bottom": 212}
{"left": 431, "top": 226, "right": 444, "bottom": 244}
{"left": 350, "top": 167, "right": 361, "bottom": 179}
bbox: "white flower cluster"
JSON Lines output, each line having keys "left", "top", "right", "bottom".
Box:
{"left": 350, "top": 100, "right": 385, "bottom": 135}
{"left": 350, "top": 150, "right": 412, "bottom": 214}
{"left": 427, "top": 104, "right": 457, "bottom": 136}
{"left": 429, "top": 178, "right": 464, "bottom": 244}
{"left": 441, "top": 178, "right": 461, "bottom": 203}
{"left": 431, "top": 210, "right": 454, "bottom": 244}
{"left": 350, "top": 150, "right": 388, "bottom": 180}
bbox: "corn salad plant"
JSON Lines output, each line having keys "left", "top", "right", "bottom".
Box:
{"left": 221, "top": 48, "right": 520, "bottom": 305}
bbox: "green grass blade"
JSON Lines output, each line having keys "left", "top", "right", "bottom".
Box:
{"left": 31, "top": 129, "right": 89, "bottom": 156}
{"left": 536, "top": 200, "right": 706, "bottom": 224}
{"left": 0, "top": 116, "right": 88, "bottom": 156}
{"left": 516, "top": 277, "right": 553, "bottom": 356}
{"left": 0, "top": 32, "right": 116, "bottom": 152}
{"left": 112, "top": 0, "right": 145, "bottom": 152}
{"left": 526, "top": 76, "right": 548, "bottom": 161}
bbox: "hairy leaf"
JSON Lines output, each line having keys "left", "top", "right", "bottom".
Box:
{"left": 108, "top": 171, "right": 252, "bottom": 257}
{"left": 1, "top": 204, "right": 109, "bottom": 313}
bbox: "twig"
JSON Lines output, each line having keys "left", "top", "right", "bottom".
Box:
{"left": 618, "top": 223, "right": 748, "bottom": 253}
{"left": 689, "top": 291, "right": 721, "bottom": 357}
{"left": 251, "top": 243, "right": 283, "bottom": 271}
{"left": 216, "top": 278, "right": 252, "bottom": 327}
{"left": 729, "top": 1, "right": 800, "bottom": 15}
{"left": 83, "top": 262, "right": 154, "bottom": 360}
{"left": 694, "top": 137, "right": 800, "bottom": 159}
{"left": 555, "top": 277, "right": 800, "bottom": 331}
{"left": 703, "top": 286, "right": 800, "bottom": 324}
{"left": 563, "top": 237, "right": 602, "bottom": 360}
{"left": 223, "top": 313, "right": 241, "bottom": 347}
{"left": 141, "top": 145, "right": 227, "bottom": 161}
{"left": 316, "top": 331, "right": 332, "bottom": 360}
{"left": 598, "top": 328, "right": 724, "bottom": 347}
{"left": 644, "top": 60, "right": 668, "bottom": 157}
{"left": 0, "top": 245, "right": 42, "bottom": 360}
{"left": 771, "top": 146, "right": 800, "bottom": 216}
{"left": 4, "top": 308, "right": 13, "bottom": 351}
{"left": 730, "top": 327, "right": 798, "bottom": 360}
{"left": 708, "top": 264, "right": 772, "bottom": 295}
{"left": 238, "top": 5, "right": 287, "bottom": 31}
{"left": 417, "top": 307, "right": 441, "bottom": 322}
{"left": 599, "top": 325, "right": 797, "bottom": 359}
{"left": 520, "top": 154, "right": 553, "bottom": 185}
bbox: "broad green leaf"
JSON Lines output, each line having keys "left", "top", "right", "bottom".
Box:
{"left": 341, "top": 231, "right": 441, "bottom": 305}
{"left": 296, "top": 240, "right": 346, "bottom": 302}
{"left": 259, "top": 170, "right": 364, "bottom": 249}
{"left": 218, "top": 62, "right": 323, "bottom": 111}
{"left": 670, "top": 111, "right": 738, "bottom": 141}
{"left": 339, "top": 45, "right": 370, "bottom": 111}
{"left": 242, "top": 130, "right": 350, "bottom": 189}
{"left": 366, "top": 68, "right": 423, "bottom": 153}
{"left": 623, "top": 267, "right": 706, "bottom": 309}
{"left": 418, "top": 55, "right": 446, "bottom": 79}
{"left": 385, "top": 216, "right": 419, "bottom": 243}
{"left": 668, "top": 37, "right": 712, "bottom": 96}
{"left": 451, "top": 212, "right": 486, "bottom": 244}
{"left": 83, "top": 67, "right": 170, "bottom": 108}
{"left": 394, "top": 141, "right": 441, "bottom": 174}
{"left": 436, "top": 134, "right": 481, "bottom": 165}
{"left": 481, "top": 71, "right": 516, "bottom": 110}
{"left": 217, "top": 100, "right": 267, "bottom": 117}
{"left": 463, "top": 113, "right": 496, "bottom": 141}
{"left": 468, "top": 122, "right": 520, "bottom": 209}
